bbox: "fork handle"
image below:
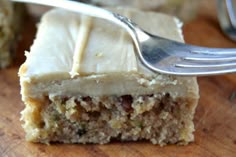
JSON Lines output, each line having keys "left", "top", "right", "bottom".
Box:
{"left": 12, "top": 0, "right": 139, "bottom": 48}
{"left": 12, "top": 0, "right": 136, "bottom": 35}
{"left": 12, "top": 0, "right": 114, "bottom": 19}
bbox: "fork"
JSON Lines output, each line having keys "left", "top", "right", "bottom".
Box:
{"left": 217, "top": 0, "right": 236, "bottom": 41}
{"left": 12, "top": 0, "right": 236, "bottom": 76}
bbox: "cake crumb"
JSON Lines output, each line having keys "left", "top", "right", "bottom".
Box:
{"left": 95, "top": 52, "right": 103, "bottom": 57}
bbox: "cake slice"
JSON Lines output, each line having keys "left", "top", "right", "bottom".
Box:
{"left": 19, "top": 8, "right": 199, "bottom": 145}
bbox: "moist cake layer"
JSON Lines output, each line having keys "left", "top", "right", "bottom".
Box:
{"left": 22, "top": 93, "right": 197, "bottom": 145}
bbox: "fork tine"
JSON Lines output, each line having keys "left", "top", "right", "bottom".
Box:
{"left": 175, "top": 62, "right": 236, "bottom": 68}
{"left": 169, "top": 66, "right": 236, "bottom": 76}
{"left": 175, "top": 44, "right": 236, "bottom": 62}
{"left": 181, "top": 46, "right": 236, "bottom": 62}
{"left": 156, "top": 59, "right": 236, "bottom": 75}
{"left": 188, "top": 46, "right": 236, "bottom": 55}
{"left": 190, "top": 49, "right": 236, "bottom": 55}
{"left": 184, "top": 56, "right": 236, "bottom": 62}
{"left": 178, "top": 54, "right": 236, "bottom": 68}
{"left": 175, "top": 46, "right": 236, "bottom": 62}
{"left": 140, "top": 37, "right": 236, "bottom": 75}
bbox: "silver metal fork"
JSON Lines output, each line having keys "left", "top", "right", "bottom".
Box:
{"left": 12, "top": 0, "right": 236, "bottom": 76}
{"left": 217, "top": 0, "right": 236, "bottom": 41}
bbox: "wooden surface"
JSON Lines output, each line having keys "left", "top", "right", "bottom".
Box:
{"left": 0, "top": 1, "right": 236, "bottom": 157}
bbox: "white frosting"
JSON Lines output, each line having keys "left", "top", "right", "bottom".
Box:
{"left": 21, "top": 8, "right": 184, "bottom": 78}
{"left": 19, "top": 8, "right": 199, "bottom": 99}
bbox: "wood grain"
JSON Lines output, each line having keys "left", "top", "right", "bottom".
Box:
{"left": 0, "top": 1, "right": 236, "bottom": 157}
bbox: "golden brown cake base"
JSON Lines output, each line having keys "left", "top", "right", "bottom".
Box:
{"left": 22, "top": 93, "right": 197, "bottom": 146}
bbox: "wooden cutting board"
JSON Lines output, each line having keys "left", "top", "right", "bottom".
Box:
{"left": 0, "top": 1, "right": 236, "bottom": 157}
